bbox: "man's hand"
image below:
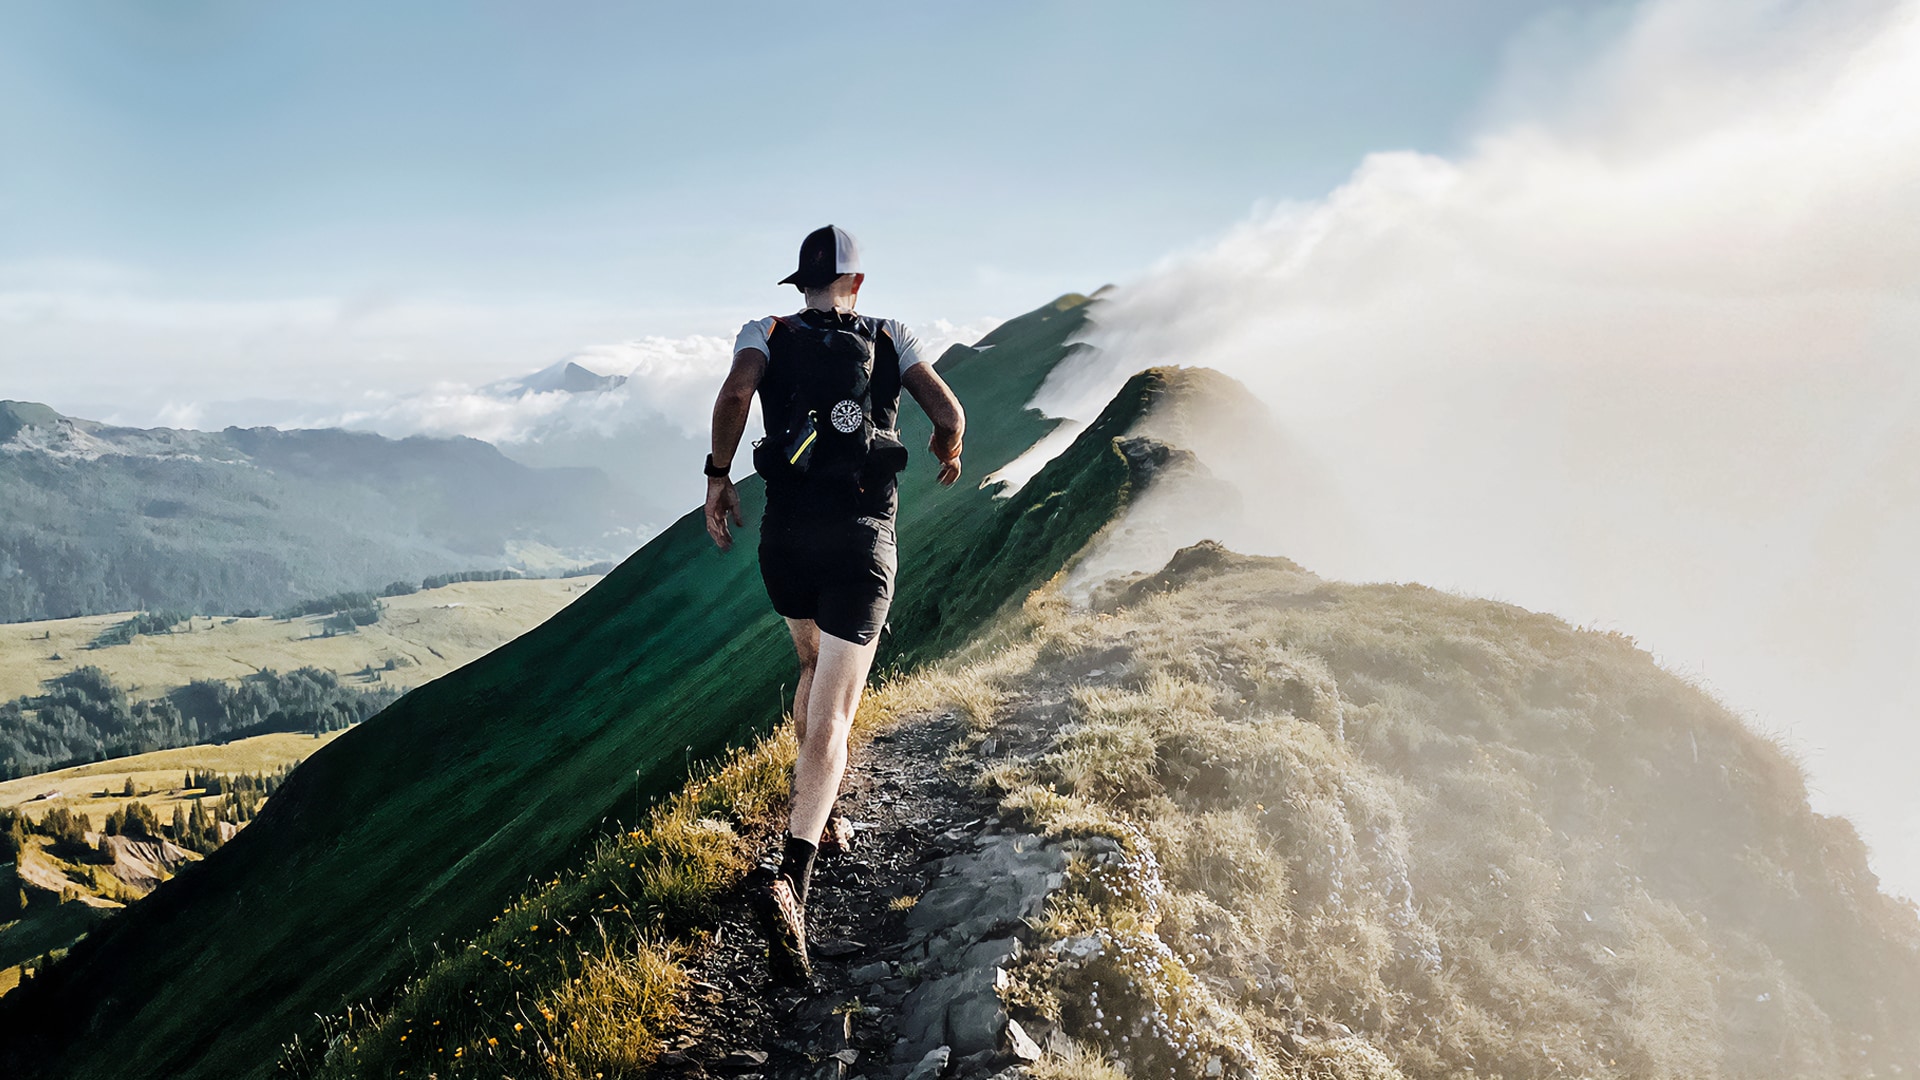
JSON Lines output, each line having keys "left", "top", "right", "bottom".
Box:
{"left": 904, "top": 362, "right": 966, "bottom": 489}
{"left": 705, "top": 348, "right": 765, "bottom": 551}
{"left": 931, "top": 432, "right": 962, "bottom": 487}
{"left": 706, "top": 476, "right": 744, "bottom": 551}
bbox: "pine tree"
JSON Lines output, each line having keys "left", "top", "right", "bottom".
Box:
{"left": 122, "top": 777, "right": 136, "bottom": 798}
{"left": 3, "top": 813, "right": 24, "bottom": 862}
{"left": 188, "top": 798, "right": 215, "bottom": 853}
{"left": 171, "top": 805, "right": 188, "bottom": 844}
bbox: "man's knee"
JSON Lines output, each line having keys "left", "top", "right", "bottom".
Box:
{"left": 797, "top": 707, "right": 853, "bottom": 752}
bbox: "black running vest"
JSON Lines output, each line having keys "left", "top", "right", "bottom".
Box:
{"left": 753, "top": 309, "right": 907, "bottom": 518}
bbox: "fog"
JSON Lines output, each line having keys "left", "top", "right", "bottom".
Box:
{"left": 1034, "top": 0, "right": 1920, "bottom": 897}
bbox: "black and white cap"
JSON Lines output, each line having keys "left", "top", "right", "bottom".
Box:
{"left": 779, "top": 225, "right": 862, "bottom": 287}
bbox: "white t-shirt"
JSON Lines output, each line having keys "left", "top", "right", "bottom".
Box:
{"left": 733, "top": 314, "right": 929, "bottom": 376}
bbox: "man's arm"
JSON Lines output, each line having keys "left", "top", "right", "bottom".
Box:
{"left": 902, "top": 363, "right": 965, "bottom": 487}
{"left": 706, "top": 348, "right": 767, "bottom": 551}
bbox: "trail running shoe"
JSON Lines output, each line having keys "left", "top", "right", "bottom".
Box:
{"left": 821, "top": 813, "right": 856, "bottom": 856}
{"left": 749, "top": 867, "right": 812, "bottom": 987}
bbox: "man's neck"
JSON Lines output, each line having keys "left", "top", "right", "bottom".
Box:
{"left": 802, "top": 290, "right": 857, "bottom": 314}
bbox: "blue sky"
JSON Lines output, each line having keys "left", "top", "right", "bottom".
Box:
{"left": 0, "top": 0, "right": 1600, "bottom": 411}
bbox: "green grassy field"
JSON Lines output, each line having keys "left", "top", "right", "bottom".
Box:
{"left": 0, "top": 729, "right": 350, "bottom": 823}
{"left": 0, "top": 294, "right": 1155, "bottom": 1080}
{"left": 0, "top": 577, "right": 601, "bottom": 705}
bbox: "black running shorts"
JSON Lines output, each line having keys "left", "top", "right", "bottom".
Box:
{"left": 758, "top": 511, "right": 898, "bottom": 646}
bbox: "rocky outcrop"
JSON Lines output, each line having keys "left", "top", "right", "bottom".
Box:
{"left": 96, "top": 835, "right": 200, "bottom": 894}
{"left": 892, "top": 829, "right": 1063, "bottom": 1065}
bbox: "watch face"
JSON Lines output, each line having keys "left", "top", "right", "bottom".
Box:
{"left": 829, "top": 399, "right": 863, "bottom": 434}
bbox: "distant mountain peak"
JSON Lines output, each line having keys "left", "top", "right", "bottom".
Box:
{"left": 0, "top": 401, "right": 69, "bottom": 445}
{"left": 489, "top": 360, "right": 629, "bottom": 399}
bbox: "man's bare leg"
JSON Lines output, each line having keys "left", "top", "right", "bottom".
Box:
{"left": 784, "top": 618, "right": 820, "bottom": 746}
{"left": 784, "top": 617, "right": 880, "bottom": 847}
{"left": 755, "top": 617, "right": 875, "bottom": 987}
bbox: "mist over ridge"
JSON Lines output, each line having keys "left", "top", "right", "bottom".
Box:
{"left": 1032, "top": 0, "right": 1920, "bottom": 897}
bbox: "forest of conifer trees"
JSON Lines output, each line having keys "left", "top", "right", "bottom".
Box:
{"left": 0, "top": 668, "right": 396, "bottom": 779}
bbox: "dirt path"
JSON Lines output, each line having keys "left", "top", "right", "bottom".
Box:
{"left": 651, "top": 692, "right": 1077, "bottom": 1080}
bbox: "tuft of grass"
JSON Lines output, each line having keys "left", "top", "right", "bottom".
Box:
{"left": 998, "top": 784, "right": 1128, "bottom": 841}
{"left": 537, "top": 935, "right": 685, "bottom": 1079}
{"left": 863, "top": 640, "right": 1035, "bottom": 732}
{"left": 1028, "top": 1035, "right": 1129, "bottom": 1080}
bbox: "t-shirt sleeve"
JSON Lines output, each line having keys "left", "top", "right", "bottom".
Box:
{"left": 733, "top": 316, "right": 776, "bottom": 357}
{"left": 885, "top": 319, "right": 929, "bottom": 375}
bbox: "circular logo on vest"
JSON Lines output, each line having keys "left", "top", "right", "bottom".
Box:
{"left": 829, "top": 399, "right": 863, "bottom": 434}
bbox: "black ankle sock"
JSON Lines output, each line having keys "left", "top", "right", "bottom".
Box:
{"left": 779, "top": 833, "right": 818, "bottom": 907}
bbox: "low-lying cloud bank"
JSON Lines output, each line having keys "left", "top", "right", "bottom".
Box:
{"left": 301, "top": 316, "right": 999, "bottom": 448}
{"left": 308, "top": 334, "right": 737, "bottom": 445}
{"left": 1042, "top": 0, "right": 1920, "bottom": 896}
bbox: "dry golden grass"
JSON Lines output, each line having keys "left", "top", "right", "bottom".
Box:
{"left": 0, "top": 729, "right": 348, "bottom": 824}
{"left": 1029, "top": 1035, "right": 1130, "bottom": 1080}
{"left": 972, "top": 550, "right": 1919, "bottom": 1078}
{"left": 537, "top": 937, "right": 686, "bottom": 1079}
{"left": 0, "top": 577, "right": 599, "bottom": 704}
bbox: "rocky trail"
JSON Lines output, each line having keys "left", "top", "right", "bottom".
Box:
{"left": 650, "top": 687, "right": 1085, "bottom": 1080}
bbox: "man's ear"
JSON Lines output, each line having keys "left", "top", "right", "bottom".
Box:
{"left": 851, "top": 273, "right": 866, "bottom": 299}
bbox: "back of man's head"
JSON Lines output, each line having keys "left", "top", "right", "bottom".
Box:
{"left": 781, "top": 225, "right": 862, "bottom": 290}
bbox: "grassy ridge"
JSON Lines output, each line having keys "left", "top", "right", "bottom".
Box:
{"left": 976, "top": 547, "right": 1920, "bottom": 1077}
{"left": 0, "top": 295, "right": 1129, "bottom": 1080}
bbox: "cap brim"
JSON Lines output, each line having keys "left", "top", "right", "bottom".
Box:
{"left": 779, "top": 270, "right": 836, "bottom": 287}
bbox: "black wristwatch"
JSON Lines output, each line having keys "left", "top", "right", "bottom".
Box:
{"left": 703, "top": 454, "right": 731, "bottom": 479}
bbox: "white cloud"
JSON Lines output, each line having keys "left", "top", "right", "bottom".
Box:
{"left": 1044, "top": 0, "right": 1920, "bottom": 896}
{"left": 2, "top": 281, "right": 1002, "bottom": 450}
{"left": 292, "top": 334, "right": 738, "bottom": 446}
{"left": 0, "top": 281, "right": 724, "bottom": 421}
{"left": 283, "top": 316, "right": 1005, "bottom": 448}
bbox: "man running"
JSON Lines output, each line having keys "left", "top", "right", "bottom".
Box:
{"left": 703, "top": 224, "right": 966, "bottom": 985}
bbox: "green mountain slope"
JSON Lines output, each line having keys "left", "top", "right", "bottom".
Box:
{"left": 0, "top": 406, "right": 637, "bottom": 623}
{"left": 0, "top": 294, "right": 1154, "bottom": 1080}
